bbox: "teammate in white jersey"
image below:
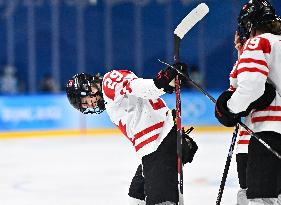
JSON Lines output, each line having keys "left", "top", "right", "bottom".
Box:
{"left": 215, "top": 0, "right": 281, "bottom": 205}
{"left": 65, "top": 63, "right": 198, "bottom": 205}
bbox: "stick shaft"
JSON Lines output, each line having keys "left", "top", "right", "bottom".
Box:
{"left": 175, "top": 75, "right": 184, "bottom": 205}
{"left": 174, "top": 35, "right": 181, "bottom": 63}
{"left": 216, "top": 125, "right": 239, "bottom": 205}
{"left": 172, "top": 4, "right": 209, "bottom": 204}
{"left": 174, "top": 34, "right": 184, "bottom": 205}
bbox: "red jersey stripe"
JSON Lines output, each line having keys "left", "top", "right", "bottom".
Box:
{"left": 252, "top": 116, "right": 281, "bottom": 123}
{"left": 230, "top": 69, "right": 238, "bottom": 78}
{"left": 133, "top": 121, "right": 164, "bottom": 144}
{"left": 239, "top": 58, "right": 268, "bottom": 67}
{"left": 239, "top": 131, "right": 250, "bottom": 136}
{"left": 253, "top": 106, "right": 281, "bottom": 112}
{"left": 135, "top": 134, "right": 159, "bottom": 152}
{"left": 229, "top": 85, "right": 236, "bottom": 91}
{"left": 237, "top": 67, "right": 268, "bottom": 76}
{"left": 230, "top": 73, "right": 237, "bottom": 78}
{"left": 237, "top": 140, "right": 250, "bottom": 144}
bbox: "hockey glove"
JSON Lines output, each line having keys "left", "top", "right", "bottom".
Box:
{"left": 215, "top": 91, "right": 241, "bottom": 127}
{"left": 182, "top": 133, "right": 198, "bottom": 164}
{"left": 215, "top": 82, "right": 276, "bottom": 127}
{"left": 153, "top": 63, "right": 188, "bottom": 94}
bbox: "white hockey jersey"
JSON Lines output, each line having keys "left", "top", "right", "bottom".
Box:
{"left": 227, "top": 33, "right": 281, "bottom": 153}
{"left": 102, "top": 70, "right": 174, "bottom": 158}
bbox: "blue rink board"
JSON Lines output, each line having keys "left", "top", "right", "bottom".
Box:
{"left": 0, "top": 92, "right": 220, "bottom": 131}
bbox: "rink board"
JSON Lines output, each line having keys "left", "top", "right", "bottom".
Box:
{"left": 0, "top": 92, "right": 228, "bottom": 139}
{"left": 0, "top": 126, "right": 233, "bottom": 139}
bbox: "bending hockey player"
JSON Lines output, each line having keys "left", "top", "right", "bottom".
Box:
{"left": 65, "top": 63, "right": 198, "bottom": 205}
{"left": 215, "top": 0, "right": 281, "bottom": 204}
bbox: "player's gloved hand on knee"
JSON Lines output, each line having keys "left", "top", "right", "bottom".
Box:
{"left": 153, "top": 63, "right": 188, "bottom": 94}
{"left": 182, "top": 133, "right": 198, "bottom": 164}
{"left": 215, "top": 91, "right": 241, "bottom": 127}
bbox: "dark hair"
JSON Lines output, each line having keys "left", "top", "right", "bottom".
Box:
{"left": 256, "top": 18, "right": 281, "bottom": 35}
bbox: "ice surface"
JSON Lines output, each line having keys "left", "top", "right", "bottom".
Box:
{"left": 0, "top": 131, "right": 239, "bottom": 205}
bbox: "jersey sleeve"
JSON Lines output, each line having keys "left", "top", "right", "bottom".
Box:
{"left": 228, "top": 61, "right": 238, "bottom": 91}
{"left": 129, "top": 78, "right": 165, "bottom": 99}
{"left": 227, "top": 36, "right": 271, "bottom": 114}
{"left": 102, "top": 70, "right": 165, "bottom": 102}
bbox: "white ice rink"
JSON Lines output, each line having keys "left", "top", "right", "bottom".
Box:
{"left": 0, "top": 131, "right": 240, "bottom": 205}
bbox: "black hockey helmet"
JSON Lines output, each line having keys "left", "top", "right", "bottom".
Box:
{"left": 237, "top": 0, "right": 276, "bottom": 43}
{"left": 65, "top": 72, "right": 106, "bottom": 114}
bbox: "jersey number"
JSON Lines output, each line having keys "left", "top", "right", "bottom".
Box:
{"left": 244, "top": 38, "right": 261, "bottom": 50}
{"left": 103, "top": 70, "right": 123, "bottom": 89}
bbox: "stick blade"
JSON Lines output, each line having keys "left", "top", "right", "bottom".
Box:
{"left": 174, "top": 3, "right": 209, "bottom": 39}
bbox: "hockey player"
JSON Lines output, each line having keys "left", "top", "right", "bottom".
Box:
{"left": 234, "top": 10, "right": 281, "bottom": 205}
{"left": 65, "top": 63, "right": 198, "bottom": 205}
{"left": 215, "top": 0, "right": 281, "bottom": 204}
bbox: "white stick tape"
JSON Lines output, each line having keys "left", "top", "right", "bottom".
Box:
{"left": 174, "top": 3, "right": 209, "bottom": 39}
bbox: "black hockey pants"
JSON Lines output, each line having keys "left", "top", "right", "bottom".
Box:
{"left": 129, "top": 126, "right": 179, "bottom": 205}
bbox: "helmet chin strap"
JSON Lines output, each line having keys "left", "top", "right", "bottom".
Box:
{"left": 83, "top": 108, "right": 96, "bottom": 114}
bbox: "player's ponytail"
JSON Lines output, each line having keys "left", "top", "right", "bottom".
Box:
{"left": 270, "top": 18, "right": 281, "bottom": 35}
{"left": 256, "top": 18, "right": 281, "bottom": 35}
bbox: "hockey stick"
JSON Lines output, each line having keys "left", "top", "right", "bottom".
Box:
{"left": 173, "top": 3, "right": 209, "bottom": 205}
{"left": 158, "top": 59, "right": 281, "bottom": 160}
{"left": 216, "top": 124, "right": 239, "bottom": 205}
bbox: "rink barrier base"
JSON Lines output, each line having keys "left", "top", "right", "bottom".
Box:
{"left": 0, "top": 129, "right": 121, "bottom": 139}
{"left": 0, "top": 126, "right": 233, "bottom": 139}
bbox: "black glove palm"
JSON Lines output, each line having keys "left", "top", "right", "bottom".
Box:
{"left": 182, "top": 132, "right": 198, "bottom": 164}
{"left": 215, "top": 91, "right": 241, "bottom": 127}
{"left": 215, "top": 82, "right": 276, "bottom": 127}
